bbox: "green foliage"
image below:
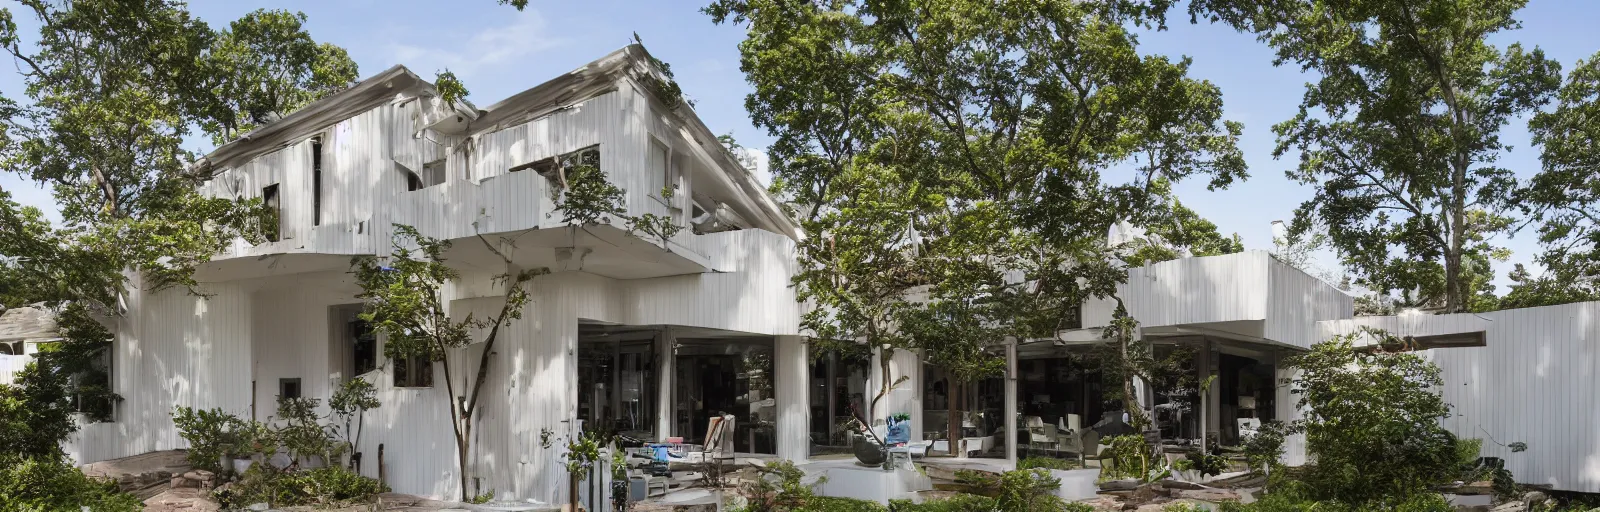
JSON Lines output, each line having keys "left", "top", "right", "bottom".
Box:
{"left": 944, "top": 469, "right": 1084, "bottom": 512}
{"left": 275, "top": 396, "right": 341, "bottom": 465}
{"left": 327, "top": 378, "right": 379, "bottom": 464}
{"left": 469, "top": 490, "right": 496, "bottom": 504}
{"left": 1193, "top": 0, "right": 1559, "bottom": 313}
{"left": 434, "top": 69, "right": 469, "bottom": 107}
{"left": 351, "top": 224, "right": 545, "bottom": 499}
{"left": 0, "top": 454, "right": 141, "bottom": 512}
{"left": 707, "top": 0, "right": 1245, "bottom": 422}
{"left": 0, "top": 364, "right": 76, "bottom": 459}
{"left": 1100, "top": 435, "right": 1159, "bottom": 480}
{"left": 498, "top": 0, "right": 529, "bottom": 10}
{"left": 215, "top": 464, "right": 388, "bottom": 509}
{"left": 1183, "top": 452, "right": 1228, "bottom": 477}
{"left": 172, "top": 406, "right": 250, "bottom": 472}
{"left": 1525, "top": 51, "right": 1600, "bottom": 283}
{"left": 1241, "top": 421, "right": 1288, "bottom": 476}
{"left": 1218, "top": 484, "right": 1454, "bottom": 512}
{"left": 0, "top": 0, "right": 336, "bottom": 310}
{"left": 800, "top": 496, "right": 884, "bottom": 512}
{"left": 887, "top": 494, "right": 995, "bottom": 512}
{"left": 1281, "top": 331, "right": 1463, "bottom": 506}
{"left": 1017, "top": 457, "right": 1078, "bottom": 471}
{"left": 196, "top": 8, "right": 359, "bottom": 145}
{"left": 563, "top": 431, "right": 604, "bottom": 482}
{"left": 738, "top": 459, "right": 823, "bottom": 512}
{"left": 1162, "top": 503, "right": 1207, "bottom": 512}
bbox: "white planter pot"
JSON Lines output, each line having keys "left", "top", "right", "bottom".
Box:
{"left": 1051, "top": 467, "right": 1101, "bottom": 501}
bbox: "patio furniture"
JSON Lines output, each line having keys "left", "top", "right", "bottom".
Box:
{"left": 1025, "top": 416, "right": 1058, "bottom": 454}
{"left": 698, "top": 414, "right": 735, "bottom": 463}
{"left": 1237, "top": 417, "right": 1261, "bottom": 441}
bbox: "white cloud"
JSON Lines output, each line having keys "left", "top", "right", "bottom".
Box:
{"left": 387, "top": 9, "right": 566, "bottom": 83}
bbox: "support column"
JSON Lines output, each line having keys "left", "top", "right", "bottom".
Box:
{"left": 1004, "top": 339, "right": 1018, "bottom": 463}
{"left": 656, "top": 328, "right": 675, "bottom": 441}
{"left": 774, "top": 336, "right": 810, "bottom": 462}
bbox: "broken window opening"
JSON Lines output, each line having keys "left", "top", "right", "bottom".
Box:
{"left": 352, "top": 320, "right": 378, "bottom": 376}
{"left": 262, "top": 183, "right": 281, "bottom": 242}
{"left": 510, "top": 145, "right": 601, "bottom": 200}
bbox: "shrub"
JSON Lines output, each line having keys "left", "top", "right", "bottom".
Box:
{"left": 802, "top": 496, "right": 885, "bottom": 511}
{"left": 1185, "top": 452, "right": 1227, "bottom": 477}
{"left": 1217, "top": 484, "right": 1454, "bottom": 512}
{"left": 1100, "top": 434, "right": 1158, "bottom": 480}
{"left": 1018, "top": 456, "right": 1078, "bottom": 471}
{"left": 888, "top": 494, "right": 995, "bottom": 511}
{"left": 1285, "top": 334, "right": 1463, "bottom": 506}
{"left": 172, "top": 406, "right": 249, "bottom": 472}
{"left": 739, "top": 459, "right": 824, "bottom": 512}
{"left": 1241, "top": 420, "right": 1287, "bottom": 476}
{"left": 0, "top": 455, "right": 141, "bottom": 512}
{"left": 214, "top": 464, "right": 388, "bottom": 508}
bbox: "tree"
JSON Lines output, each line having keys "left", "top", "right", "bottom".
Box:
{"left": 1524, "top": 51, "right": 1600, "bottom": 284}
{"left": 195, "top": 9, "right": 359, "bottom": 145}
{"left": 1194, "top": 0, "right": 1562, "bottom": 313}
{"left": 707, "top": 0, "right": 1246, "bottom": 429}
{"left": 351, "top": 225, "right": 545, "bottom": 500}
{"left": 1496, "top": 263, "right": 1600, "bottom": 310}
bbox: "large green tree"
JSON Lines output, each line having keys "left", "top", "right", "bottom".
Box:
{"left": 707, "top": 0, "right": 1246, "bottom": 437}
{"left": 1194, "top": 0, "right": 1562, "bottom": 313}
{"left": 1522, "top": 51, "right": 1600, "bottom": 295}
{"left": 0, "top": 1, "right": 355, "bottom": 505}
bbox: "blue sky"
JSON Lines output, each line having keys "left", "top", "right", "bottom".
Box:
{"left": 2, "top": 0, "right": 1597, "bottom": 290}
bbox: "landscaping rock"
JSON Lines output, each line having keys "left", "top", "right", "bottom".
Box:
{"left": 171, "top": 476, "right": 198, "bottom": 488}
{"left": 1172, "top": 488, "right": 1242, "bottom": 502}
{"left": 142, "top": 488, "right": 220, "bottom": 512}
{"left": 1522, "top": 491, "right": 1548, "bottom": 503}
{"left": 1099, "top": 478, "right": 1141, "bottom": 491}
{"left": 1490, "top": 501, "right": 1528, "bottom": 512}
{"left": 1162, "top": 479, "right": 1206, "bottom": 491}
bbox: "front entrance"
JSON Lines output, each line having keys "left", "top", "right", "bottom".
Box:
{"left": 577, "top": 337, "right": 656, "bottom": 441}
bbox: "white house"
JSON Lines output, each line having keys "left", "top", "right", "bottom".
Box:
{"left": 62, "top": 44, "right": 1600, "bottom": 502}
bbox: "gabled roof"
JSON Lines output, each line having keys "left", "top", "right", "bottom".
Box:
{"left": 192, "top": 45, "right": 800, "bottom": 240}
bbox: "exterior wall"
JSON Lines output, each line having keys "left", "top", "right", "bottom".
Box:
{"left": 1264, "top": 257, "right": 1354, "bottom": 348}
{"left": 1317, "top": 304, "right": 1600, "bottom": 493}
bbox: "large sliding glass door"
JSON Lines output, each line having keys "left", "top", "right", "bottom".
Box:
{"left": 808, "top": 346, "right": 870, "bottom": 457}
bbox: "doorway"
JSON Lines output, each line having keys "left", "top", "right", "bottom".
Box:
{"left": 674, "top": 338, "right": 776, "bottom": 454}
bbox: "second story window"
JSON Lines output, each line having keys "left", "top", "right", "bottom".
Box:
{"left": 312, "top": 137, "right": 323, "bottom": 226}
{"left": 512, "top": 145, "right": 601, "bottom": 199}
{"left": 262, "top": 183, "right": 281, "bottom": 242}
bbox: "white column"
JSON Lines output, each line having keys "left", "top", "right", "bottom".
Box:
{"left": 1004, "top": 339, "right": 1018, "bottom": 463}
{"left": 656, "top": 328, "right": 675, "bottom": 441}
{"left": 1275, "top": 350, "right": 1307, "bottom": 466}
{"left": 774, "top": 336, "right": 810, "bottom": 462}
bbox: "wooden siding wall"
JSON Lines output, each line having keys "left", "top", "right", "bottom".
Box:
{"left": 0, "top": 354, "right": 26, "bottom": 385}
{"left": 71, "top": 275, "right": 256, "bottom": 465}
{"left": 1265, "top": 257, "right": 1354, "bottom": 348}
{"left": 1318, "top": 304, "right": 1600, "bottom": 493}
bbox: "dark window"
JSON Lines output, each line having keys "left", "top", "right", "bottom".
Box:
{"left": 351, "top": 320, "right": 377, "bottom": 376}
{"left": 1064, "top": 302, "right": 1082, "bottom": 330}
{"left": 262, "top": 184, "right": 281, "bottom": 242}
{"left": 279, "top": 378, "right": 302, "bottom": 399}
{"left": 312, "top": 137, "right": 323, "bottom": 226}
{"left": 394, "top": 356, "right": 433, "bottom": 388}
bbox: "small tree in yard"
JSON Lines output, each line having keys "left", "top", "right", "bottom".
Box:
{"left": 351, "top": 224, "right": 548, "bottom": 500}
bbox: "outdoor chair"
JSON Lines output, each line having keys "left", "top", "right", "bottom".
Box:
{"left": 1078, "top": 429, "right": 1113, "bottom": 470}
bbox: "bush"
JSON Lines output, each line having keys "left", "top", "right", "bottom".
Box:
{"left": 1241, "top": 420, "right": 1287, "bottom": 476}
{"left": 802, "top": 496, "right": 885, "bottom": 511}
{"left": 888, "top": 494, "right": 995, "bottom": 511}
{"left": 738, "top": 459, "right": 824, "bottom": 512}
{"left": 1100, "top": 435, "right": 1158, "bottom": 480}
{"left": 1284, "top": 334, "right": 1465, "bottom": 506}
{"left": 214, "top": 464, "right": 388, "bottom": 508}
{"left": 0, "top": 455, "right": 141, "bottom": 512}
{"left": 1217, "top": 484, "right": 1454, "bottom": 512}
{"left": 1018, "top": 456, "right": 1078, "bottom": 471}
{"left": 172, "top": 406, "right": 249, "bottom": 472}
{"left": 1184, "top": 452, "right": 1227, "bottom": 477}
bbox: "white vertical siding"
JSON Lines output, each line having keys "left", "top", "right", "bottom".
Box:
{"left": 0, "top": 354, "right": 28, "bottom": 384}
{"left": 774, "top": 335, "right": 810, "bottom": 462}
{"left": 1118, "top": 251, "right": 1271, "bottom": 330}
{"left": 1315, "top": 303, "right": 1600, "bottom": 493}
{"left": 1265, "top": 257, "right": 1353, "bottom": 349}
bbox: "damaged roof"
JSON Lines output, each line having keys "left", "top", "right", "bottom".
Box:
{"left": 192, "top": 44, "right": 799, "bottom": 240}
